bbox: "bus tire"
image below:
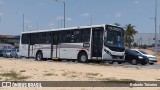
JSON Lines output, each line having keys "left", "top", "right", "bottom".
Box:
{"left": 36, "top": 51, "right": 43, "bottom": 61}
{"left": 78, "top": 52, "right": 88, "bottom": 63}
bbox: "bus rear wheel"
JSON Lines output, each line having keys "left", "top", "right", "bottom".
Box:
{"left": 36, "top": 51, "right": 43, "bottom": 61}
{"left": 78, "top": 52, "right": 88, "bottom": 63}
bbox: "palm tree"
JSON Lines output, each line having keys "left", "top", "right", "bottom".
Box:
{"left": 125, "top": 24, "right": 138, "bottom": 48}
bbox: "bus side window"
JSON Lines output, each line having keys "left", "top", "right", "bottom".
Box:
{"left": 74, "top": 30, "right": 80, "bottom": 43}
{"left": 22, "top": 34, "right": 29, "bottom": 44}
{"left": 80, "top": 28, "right": 90, "bottom": 42}
{"left": 60, "top": 31, "right": 68, "bottom": 43}
{"left": 46, "top": 32, "right": 51, "bottom": 44}
{"left": 66, "top": 31, "right": 74, "bottom": 43}
{"left": 36, "top": 33, "right": 40, "bottom": 44}
{"left": 30, "top": 34, "right": 36, "bottom": 45}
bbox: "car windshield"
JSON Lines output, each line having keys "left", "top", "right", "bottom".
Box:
{"left": 139, "top": 50, "right": 148, "bottom": 54}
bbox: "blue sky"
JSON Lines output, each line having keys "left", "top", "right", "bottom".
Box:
{"left": 0, "top": 0, "right": 159, "bottom": 35}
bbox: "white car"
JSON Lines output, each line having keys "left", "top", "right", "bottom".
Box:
{"left": 131, "top": 49, "right": 157, "bottom": 65}
{"left": 2, "top": 49, "right": 19, "bottom": 58}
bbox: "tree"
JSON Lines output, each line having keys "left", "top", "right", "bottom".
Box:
{"left": 0, "top": 36, "right": 7, "bottom": 43}
{"left": 125, "top": 24, "right": 138, "bottom": 48}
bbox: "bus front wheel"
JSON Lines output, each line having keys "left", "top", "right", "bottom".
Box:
{"left": 36, "top": 51, "right": 43, "bottom": 61}
{"left": 78, "top": 52, "right": 88, "bottom": 63}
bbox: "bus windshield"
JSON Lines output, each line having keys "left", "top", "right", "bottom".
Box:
{"left": 105, "top": 29, "right": 124, "bottom": 48}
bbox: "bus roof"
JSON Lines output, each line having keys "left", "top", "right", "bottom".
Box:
{"left": 21, "top": 24, "right": 122, "bottom": 34}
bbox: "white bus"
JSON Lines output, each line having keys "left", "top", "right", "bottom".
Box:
{"left": 19, "top": 24, "right": 125, "bottom": 63}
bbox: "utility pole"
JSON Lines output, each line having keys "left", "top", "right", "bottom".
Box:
{"left": 64, "top": 2, "right": 65, "bottom": 28}
{"left": 23, "top": 13, "right": 24, "bottom": 32}
{"left": 159, "top": 25, "right": 160, "bottom": 34}
{"left": 0, "top": 17, "right": 1, "bottom": 23}
{"left": 55, "top": 0, "right": 66, "bottom": 28}
{"left": 90, "top": 15, "right": 93, "bottom": 25}
{"left": 37, "top": 21, "right": 39, "bottom": 30}
{"left": 16, "top": 12, "right": 25, "bottom": 32}
{"left": 154, "top": 0, "right": 157, "bottom": 53}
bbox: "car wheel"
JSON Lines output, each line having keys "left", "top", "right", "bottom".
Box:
{"left": 36, "top": 51, "right": 43, "bottom": 61}
{"left": 131, "top": 59, "right": 137, "bottom": 65}
{"left": 118, "top": 62, "right": 122, "bottom": 64}
{"left": 149, "top": 63, "right": 154, "bottom": 65}
{"left": 109, "top": 61, "right": 114, "bottom": 64}
{"left": 14, "top": 54, "right": 16, "bottom": 58}
{"left": 78, "top": 52, "right": 88, "bottom": 63}
{"left": 141, "top": 62, "right": 146, "bottom": 65}
{"left": 10, "top": 55, "right": 12, "bottom": 58}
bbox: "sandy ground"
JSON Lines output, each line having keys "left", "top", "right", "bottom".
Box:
{"left": 0, "top": 57, "right": 160, "bottom": 90}
{"left": 0, "top": 49, "right": 160, "bottom": 90}
{"left": 0, "top": 58, "right": 159, "bottom": 81}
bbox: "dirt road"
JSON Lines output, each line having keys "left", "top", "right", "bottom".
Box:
{"left": 0, "top": 57, "right": 159, "bottom": 81}
{"left": 0, "top": 57, "right": 160, "bottom": 90}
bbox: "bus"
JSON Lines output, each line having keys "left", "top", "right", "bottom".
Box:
{"left": 19, "top": 24, "right": 125, "bottom": 63}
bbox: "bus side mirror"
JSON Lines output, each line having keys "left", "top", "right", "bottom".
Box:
{"left": 104, "top": 32, "right": 107, "bottom": 40}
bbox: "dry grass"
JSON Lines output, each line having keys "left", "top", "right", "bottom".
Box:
{"left": 44, "top": 73, "right": 58, "bottom": 76}
{"left": 119, "top": 79, "right": 136, "bottom": 81}
{"left": 0, "top": 71, "right": 31, "bottom": 81}
{"left": 99, "top": 77, "right": 117, "bottom": 81}
{"left": 69, "top": 75, "right": 77, "bottom": 78}
{"left": 19, "top": 70, "right": 26, "bottom": 72}
{"left": 85, "top": 72, "right": 101, "bottom": 80}
{"left": 61, "top": 71, "right": 77, "bottom": 76}
{"left": 156, "top": 78, "right": 160, "bottom": 80}
{"left": 99, "top": 77, "right": 136, "bottom": 82}
{"left": 61, "top": 71, "right": 79, "bottom": 78}
{"left": 43, "top": 70, "right": 48, "bottom": 72}
{"left": 86, "top": 73, "right": 99, "bottom": 76}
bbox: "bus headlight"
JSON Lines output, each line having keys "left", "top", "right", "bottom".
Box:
{"left": 104, "top": 49, "right": 111, "bottom": 55}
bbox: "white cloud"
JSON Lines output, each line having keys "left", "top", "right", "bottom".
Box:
{"left": 134, "top": 0, "right": 139, "bottom": 5}
{"left": 49, "top": 22, "right": 54, "bottom": 26}
{"left": 24, "top": 20, "right": 31, "bottom": 23}
{"left": 56, "top": 16, "right": 64, "bottom": 20}
{"left": 82, "top": 13, "right": 90, "bottom": 17}
{"left": 66, "top": 17, "right": 72, "bottom": 21}
{"left": 56, "top": 16, "right": 72, "bottom": 21}
{"left": 115, "top": 12, "right": 122, "bottom": 18}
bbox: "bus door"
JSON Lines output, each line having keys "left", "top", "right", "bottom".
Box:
{"left": 29, "top": 34, "right": 35, "bottom": 58}
{"left": 91, "top": 27, "right": 103, "bottom": 59}
{"left": 51, "top": 33, "right": 60, "bottom": 59}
